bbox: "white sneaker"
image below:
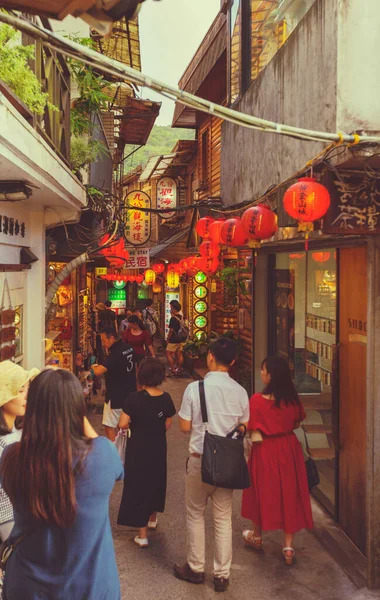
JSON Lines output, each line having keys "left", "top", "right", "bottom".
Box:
{"left": 148, "top": 519, "right": 158, "bottom": 530}
{"left": 134, "top": 536, "right": 149, "bottom": 548}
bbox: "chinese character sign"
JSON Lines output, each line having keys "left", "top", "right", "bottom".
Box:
{"left": 157, "top": 177, "right": 177, "bottom": 219}
{"left": 124, "top": 249, "right": 150, "bottom": 270}
{"left": 125, "top": 190, "right": 151, "bottom": 246}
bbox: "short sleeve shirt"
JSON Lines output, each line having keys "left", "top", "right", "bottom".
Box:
{"left": 169, "top": 314, "right": 182, "bottom": 342}
{"left": 123, "top": 391, "right": 176, "bottom": 435}
{"left": 179, "top": 371, "right": 250, "bottom": 455}
{"left": 103, "top": 339, "right": 136, "bottom": 409}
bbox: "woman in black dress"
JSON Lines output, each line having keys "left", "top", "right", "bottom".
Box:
{"left": 117, "top": 357, "right": 176, "bottom": 547}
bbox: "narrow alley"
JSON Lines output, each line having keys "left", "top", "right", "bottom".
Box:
{"left": 90, "top": 377, "right": 377, "bottom": 600}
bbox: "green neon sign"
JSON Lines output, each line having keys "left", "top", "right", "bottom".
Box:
{"left": 114, "top": 280, "right": 126, "bottom": 290}
{"left": 194, "top": 300, "right": 207, "bottom": 314}
{"left": 194, "top": 285, "right": 207, "bottom": 299}
{"left": 194, "top": 271, "right": 207, "bottom": 284}
{"left": 108, "top": 289, "right": 126, "bottom": 301}
{"left": 194, "top": 330, "right": 207, "bottom": 341}
{"left": 195, "top": 315, "right": 208, "bottom": 329}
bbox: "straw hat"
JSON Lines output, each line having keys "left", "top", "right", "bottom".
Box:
{"left": 96, "top": 302, "right": 107, "bottom": 311}
{"left": 0, "top": 361, "right": 39, "bottom": 408}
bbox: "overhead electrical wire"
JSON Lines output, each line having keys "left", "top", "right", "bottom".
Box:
{"left": 1, "top": 12, "right": 380, "bottom": 146}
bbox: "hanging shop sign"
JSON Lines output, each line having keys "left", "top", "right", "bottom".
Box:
{"left": 0, "top": 206, "right": 29, "bottom": 246}
{"left": 165, "top": 291, "right": 180, "bottom": 338}
{"left": 95, "top": 267, "right": 107, "bottom": 276}
{"left": 194, "top": 285, "right": 208, "bottom": 299}
{"left": 157, "top": 177, "right": 177, "bottom": 219}
{"left": 124, "top": 248, "right": 150, "bottom": 270}
{"left": 125, "top": 190, "right": 151, "bottom": 246}
{"left": 323, "top": 173, "right": 380, "bottom": 234}
{"left": 192, "top": 273, "right": 209, "bottom": 337}
{"left": 108, "top": 288, "right": 126, "bottom": 311}
{"left": 113, "top": 280, "right": 126, "bottom": 289}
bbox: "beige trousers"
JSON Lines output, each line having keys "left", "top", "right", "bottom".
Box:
{"left": 186, "top": 455, "right": 233, "bottom": 578}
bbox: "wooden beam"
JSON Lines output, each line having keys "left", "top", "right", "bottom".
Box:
{"left": 0, "top": 264, "right": 31, "bottom": 272}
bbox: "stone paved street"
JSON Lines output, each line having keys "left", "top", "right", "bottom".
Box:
{"left": 93, "top": 376, "right": 379, "bottom": 600}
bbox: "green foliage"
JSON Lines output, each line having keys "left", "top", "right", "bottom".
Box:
{"left": 184, "top": 330, "right": 241, "bottom": 359}
{"left": 0, "top": 23, "right": 49, "bottom": 114}
{"left": 70, "top": 137, "right": 108, "bottom": 172}
{"left": 124, "top": 125, "right": 195, "bottom": 173}
{"left": 66, "top": 35, "right": 112, "bottom": 138}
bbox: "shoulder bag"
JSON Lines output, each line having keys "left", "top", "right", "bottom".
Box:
{"left": 299, "top": 406, "right": 320, "bottom": 492}
{"left": 0, "top": 527, "right": 35, "bottom": 570}
{"left": 199, "top": 381, "right": 251, "bottom": 490}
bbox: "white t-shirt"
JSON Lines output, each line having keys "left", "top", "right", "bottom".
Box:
{"left": 179, "top": 371, "right": 250, "bottom": 455}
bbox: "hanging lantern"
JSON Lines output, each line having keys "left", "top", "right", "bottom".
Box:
{"left": 196, "top": 216, "right": 215, "bottom": 239}
{"left": 167, "top": 263, "right": 181, "bottom": 273}
{"left": 221, "top": 218, "right": 249, "bottom": 247}
{"left": 136, "top": 274, "right": 144, "bottom": 284}
{"left": 99, "top": 235, "right": 130, "bottom": 268}
{"left": 179, "top": 258, "right": 189, "bottom": 271}
{"left": 283, "top": 177, "right": 330, "bottom": 248}
{"left": 129, "top": 276, "right": 136, "bottom": 282}
{"left": 153, "top": 282, "right": 162, "bottom": 294}
{"left": 144, "top": 269, "right": 156, "bottom": 285}
{"left": 209, "top": 219, "right": 225, "bottom": 244}
{"left": 152, "top": 263, "right": 165, "bottom": 274}
{"left": 167, "top": 270, "right": 180, "bottom": 289}
{"left": 241, "top": 205, "right": 278, "bottom": 247}
{"left": 312, "top": 251, "right": 331, "bottom": 263}
{"left": 199, "top": 241, "right": 221, "bottom": 259}
{"left": 289, "top": 253, "right": 304, "bottom": 260}
{"left": 186, "top": 256, "right": 198, "bottom": 277}
{"left": 196, "top": 257, "right": 220, "bottom": 274}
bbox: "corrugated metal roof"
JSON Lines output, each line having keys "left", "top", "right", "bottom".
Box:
{"left": 149, "top": 228, "right": 190, "bottom": 258}
{"left": 139, "top": 154, "right": 175, "bottom": 182}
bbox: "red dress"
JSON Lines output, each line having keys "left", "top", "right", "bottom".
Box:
{"left": 241, "top": 393, "right": 313, "bottom": 533}
{"left": 121, "top": 329, "right": 152, "bottom": 362}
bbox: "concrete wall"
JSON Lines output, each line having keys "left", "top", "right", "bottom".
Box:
{"left": 221, "top": 0, "right": 380, "bottom": 205}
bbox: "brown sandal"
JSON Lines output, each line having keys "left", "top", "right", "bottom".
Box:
{"left": 242, "top": 530, "right": 264, "bottom": 551}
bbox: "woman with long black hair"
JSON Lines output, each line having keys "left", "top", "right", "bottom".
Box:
{"left": 241, "top": 356, "right": 313, "bottom": 565}
{"left": 0, "top": 368, "right": 123, "bottom": 599}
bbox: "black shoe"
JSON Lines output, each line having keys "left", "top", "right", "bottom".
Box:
{"left": 214, "top": 577, "right": 229, "bottom": 592}
{"left": 173, "top": 563, "right": 205, "bottom": 584}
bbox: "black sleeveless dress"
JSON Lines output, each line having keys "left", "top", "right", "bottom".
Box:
{"left": 117, "top": 390, "right": 176, "bottom": 528}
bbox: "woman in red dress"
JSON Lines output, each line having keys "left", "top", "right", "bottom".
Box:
{"left": 241, "top": 356, "right": 313, "bottom": 565}
{"left": 121, "top": 315, "right": 155, "bottom": 363}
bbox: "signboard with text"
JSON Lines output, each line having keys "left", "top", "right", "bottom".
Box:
{"left": 124, "top": 248, "right": 150, "bottom": 270}
{"left": 157, "top": 177, "right": 177, "bottom": 219}
{"left": 125, "top": 190, "right": 151, "bottom": 246}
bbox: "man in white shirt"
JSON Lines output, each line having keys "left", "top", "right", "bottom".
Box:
{"left": 174, "top": 338, "right": 249, "bottom": 593}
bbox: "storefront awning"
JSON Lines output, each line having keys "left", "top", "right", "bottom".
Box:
{"left": 139, "top": 140, "right": 197, "bottom": 182}
{"left": 118, "top": 97, "right": 161, "bottom": 146}
{"left": 149, "top": 228, "right": 190, "bottom": 258}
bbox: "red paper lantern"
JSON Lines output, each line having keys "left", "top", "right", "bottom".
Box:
{"left": 209, "top": 220, "right": 225, "bottom": 244}
{"left": 242, "top": 205, "right": 278, "bottom": 243}
{"left": 144, "top": 269, "right": 156, "bottom": 285}
{"left": 283, "top": 178, "right": 330, "bottom": 224}
{"left": 99, "top": 235, "right": 130, "bottom": 268}
{"left": 289, "top": 254, "right": 304, "bottom": 260}
{"left": 129, "top": 276, "right": 136, "bottom": 282}
{"left": 199, "top": 241, "right": 221, "bottom": 259}
{"left": 152, "top": 263, "right": 165, "bottom": 274}
{"left": 136, "top": 274, "right": 144, "bottom": 284}
{"left": 220, "top": 218, "right": 248, "bottom": 247}
{"left": 195, "top": 257, "right": 220, "bottom": 274}
{"left": 196, "top": 217, "right": 214, "bottom": 239}
{"left": 186, "top": 256, "right": 198, "bottom": 277}
{"left": 312, "top": 252, "right": 331, "bottom": 263}
{"left": 167, "top": 263, "right": 181, "bottom": 274}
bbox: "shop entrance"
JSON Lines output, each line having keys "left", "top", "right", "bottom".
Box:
{"left": 268, "top": 250, "right": 337, "bottom": 514}
{"left": 338, "top": 247, "right": 367, "bottom": 555}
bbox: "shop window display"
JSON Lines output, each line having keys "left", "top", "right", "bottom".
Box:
{"left": 271, "top": 250, "right": 337, "bottom": 513}
{"left": 46, "top": 262, "right": 75, "bottom": 371}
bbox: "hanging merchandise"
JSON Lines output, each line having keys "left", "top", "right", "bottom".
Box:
{"left": 0, "top": 278, "right": 16, "bottom": 361}
{"left": 241, "top": 205, "right": 278, "bottom": 247}
{"left": 196, "top": 217, "right": 215, "bottom": 239}
{"left": 209, "top": 220, "right": 225, "bottom": 244}
{"left": 199, "top": 241, "right": 221, "bottom": 259}
{"left": 144, "top": 269, "right": 156, "bottom": 285}
{"left": 220, "top": 218, "right": 249, "bottom": 247}
{"left": 58, "top": 317, "right": 73, "bottom": 341}
{"left": 283, "top": 177, "right": 330, "bottom": 248}
{"left": 152, "top": 263, "right": 165, "bottom": 274}
{"left": 57, "top": 285, "right": 74, "bottom": 307}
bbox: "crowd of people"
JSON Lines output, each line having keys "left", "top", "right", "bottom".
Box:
{"left": 0, "top": 297, "right": 313, "bottom": 598}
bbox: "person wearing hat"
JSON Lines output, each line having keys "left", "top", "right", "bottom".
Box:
{"left": 0, "top": 360, "right": 39, "bottom": 541}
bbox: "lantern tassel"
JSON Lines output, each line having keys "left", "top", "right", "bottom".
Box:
{"left": 305, "top": 232, "right": 309, "bottom": 251}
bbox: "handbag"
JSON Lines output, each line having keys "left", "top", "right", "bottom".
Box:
{"left": 199, "top": 381, "right": 251, "bottom": 490}
{"left": 0, "top": 278, "right": 16, "bottom": 326}
{"left": 299, "top": 407, "right": 320, "bottom": 492}
{"left": 0, "top": 527, "right": 34, "bottom": 570}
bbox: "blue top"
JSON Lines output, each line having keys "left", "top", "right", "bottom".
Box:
{"left": 2, "top": 436, "right": 123, "bottom": 600}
